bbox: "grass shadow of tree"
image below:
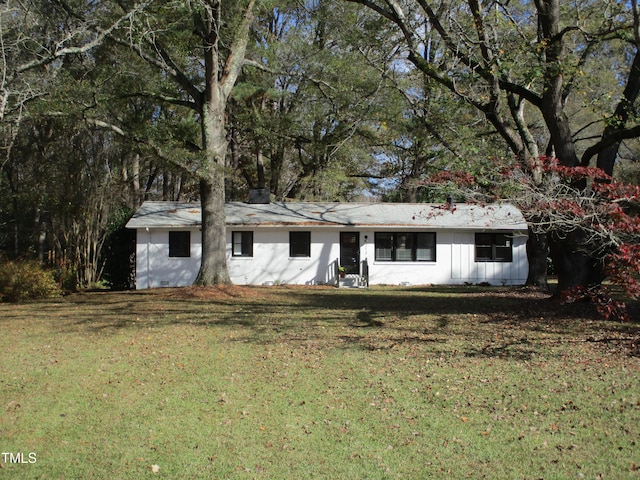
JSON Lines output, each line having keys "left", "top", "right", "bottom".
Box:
{"left": 43, "top": 285, "right": 640, "bottom": 358}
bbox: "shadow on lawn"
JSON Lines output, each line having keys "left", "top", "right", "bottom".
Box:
{"left": 42, "top": 285, "right": 640, "bottom": 359}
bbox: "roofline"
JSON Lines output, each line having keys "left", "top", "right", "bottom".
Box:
{"left": 126, "top": 201, "right": 529, "bottom": 230}
{"left": 132, "top": 223, "right": 528, "bottom": 231}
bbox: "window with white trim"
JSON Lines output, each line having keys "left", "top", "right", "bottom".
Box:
{"left": 232, "top": 231, "right": 253, "bottom": 257}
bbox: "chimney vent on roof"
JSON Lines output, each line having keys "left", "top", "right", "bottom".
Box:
{"left": 446, "top": 195, "right": 454, "bottom": 210}
{"left": 248, "top": 188, "right": 270, "bottom": 204}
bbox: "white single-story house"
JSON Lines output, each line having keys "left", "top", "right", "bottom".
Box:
{"left": 125, "top": 200, "right": 529, "bottom": 289}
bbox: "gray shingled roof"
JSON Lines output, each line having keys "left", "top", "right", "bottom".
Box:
{"left": 126, "top": 201, "right": 528, "bottom": 230}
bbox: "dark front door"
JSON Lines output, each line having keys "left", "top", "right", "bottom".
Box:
{"left": 340, "top": 232, "right": 360, "bottom": 274}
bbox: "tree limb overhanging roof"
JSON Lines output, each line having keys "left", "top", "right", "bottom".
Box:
{"left": 126, "top": 201, "right": 528, "bottom": 231}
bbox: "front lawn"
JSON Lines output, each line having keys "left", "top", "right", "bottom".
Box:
{"left": 1, "top": 286, "right": 638, "bottom": 478}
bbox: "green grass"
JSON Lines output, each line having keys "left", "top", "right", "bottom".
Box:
{"left": 1, "top": 285, "right": 639, "bottom": 479}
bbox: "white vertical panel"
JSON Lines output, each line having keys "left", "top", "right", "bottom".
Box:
{"left": 450, "top": 232, "right": 461, "bottom": 279}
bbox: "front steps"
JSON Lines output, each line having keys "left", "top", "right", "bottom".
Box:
{"left": 338, "top": 274, "right": 367, "bottom": 288}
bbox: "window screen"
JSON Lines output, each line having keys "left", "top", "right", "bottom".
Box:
{"left": 416, "top": 233, "right": 436, "bottom": 261}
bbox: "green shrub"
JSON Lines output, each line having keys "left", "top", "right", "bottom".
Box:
{"left": 0, "top": 258, "right": 61, "bottom": 302}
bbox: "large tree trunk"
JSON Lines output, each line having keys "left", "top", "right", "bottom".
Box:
{"left": 196, "top": 175, "right": 230, "bottom": 285}
{"left": 536, "top": 0, "right": 600, "bottom": 295}
{"left": 195, "top": 90, "right": 232, "bottom": 286}
{"left": 193, "top": 0, "right": 255, "bottom": 286}
{"left": 548, "top": 230, "right": 604, "bottom": 296}
{"left": 525, "top": 228, "right": 548, "bottom": 288}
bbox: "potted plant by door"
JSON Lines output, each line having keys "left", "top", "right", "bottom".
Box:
{"left": 338, "top": 266, "right": 346, "bottom": 278}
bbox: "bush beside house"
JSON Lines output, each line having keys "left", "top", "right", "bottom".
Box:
{"left": 0, "top": 258, "right": 60, "bottom": 302}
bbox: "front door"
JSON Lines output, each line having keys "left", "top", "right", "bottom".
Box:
{"left": 340, "top": 232, "right": 360, "bottom": 274}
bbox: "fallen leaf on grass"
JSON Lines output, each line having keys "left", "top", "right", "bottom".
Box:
{"left": 151, "top": 464, "right": 160, "bottom": 473}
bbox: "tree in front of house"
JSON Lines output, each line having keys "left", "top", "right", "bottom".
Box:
{"left": 517, "top": 159, "right": 640, "bottom": 320}
{"left": 84, "top": 0, "right": 264, "bottom": 286}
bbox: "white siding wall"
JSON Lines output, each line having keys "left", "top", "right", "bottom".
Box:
{"left": 228, "top": 229, "right": 341, "bottom": 285}
{"left": 447, "top": 231, "right": 528, "bottom": 285}
{"left": 135, "top": 228, "right": 201, "bottom": 289}
{"left": 361, "top": 230, "right": 446, "bottom": 285}
{"left": 135, "top": 227, "right": 528, "bottom": 288}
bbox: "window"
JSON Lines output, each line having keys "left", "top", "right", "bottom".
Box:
{"left": 375, "top": 233, "right": 393, "bottom": 261}
{"left": 374, "top": 232, "right": 436, "bottom": 262}
{"left": 416, "top": 233, "right": 437, "bottom": 261}
{"left": 232, "top": 231, "right": 253, "bottom": 257}
{"left": 290, "top": 231, "right": 311, "bottom": 257}
{"left": 169, "top": 231, "right": 190, "bottom": 257}
{"left": 475, "top": 233, "right": 513, "bottom": 262}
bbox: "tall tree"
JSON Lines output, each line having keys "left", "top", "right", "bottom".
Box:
{"left": 95, "top": 0, "right": 260, "bottom": 285}
{"left": 230, "top": 2, "right": 395, "bottom": 201}
{"left": 0, "top": 0, "right": 149, "bottom": 268}
{"left": 346, "top": 0, "right": 640, "bottom": 292}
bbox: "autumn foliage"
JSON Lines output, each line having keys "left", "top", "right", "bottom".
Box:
{"left": 425, "top": 156, "right": 640, "bottom": 321}
{"left": 547, "top": 162, "right": 640, "bottom": 321}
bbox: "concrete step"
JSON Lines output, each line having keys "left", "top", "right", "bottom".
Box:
{"left": 339, "top": 275, "right": 367, "bottom": 288}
